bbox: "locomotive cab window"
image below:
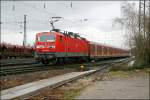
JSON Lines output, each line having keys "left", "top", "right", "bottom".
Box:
{"left": 37, "top": 34, "right": 55, "bottom": 42}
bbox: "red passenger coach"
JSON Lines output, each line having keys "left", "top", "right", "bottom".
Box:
{"left": 35, "top": 29, "right": 89, "bottom": 64}
{"left": 89, "top": 42, "right": 129, "bottom": 60}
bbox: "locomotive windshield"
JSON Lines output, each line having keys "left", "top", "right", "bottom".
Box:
{"left": 37, "top": 34, "right": 55, "bottom": 42}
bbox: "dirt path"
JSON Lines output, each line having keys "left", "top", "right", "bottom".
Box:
{"left": 76, "top": 70, "right": 149, "bottom": 99}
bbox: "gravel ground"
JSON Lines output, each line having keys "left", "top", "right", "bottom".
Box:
{"left": 0, "top": 68, "right": 76, "bottom": 90}
{"left": 28, "top": 68, "right": 113, "bottom": 99}
{"left": 1, "top": 60, "right": 149, "bottom": 99}
{"left": 29, "top": 77, "right": 94, "bottom": 100}
{"left": 0, "top": 59, "right": 123, "bottom": 91}
{"left": 75, "top": 69, "right": 150, "bottom": 99}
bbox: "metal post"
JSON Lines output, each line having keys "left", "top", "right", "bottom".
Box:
{"left": 139, "top": 0, "right": 141, "bottom": 36}
{"left": 149, "top": 0, "right": 150, "bottom": 63}
{"left": 23, "top": 15, "right": 27, "bottom": 47}
{"left": 139, "top": 0, "right": 146, "bottom": 37}
{"left": 144, "top": 0, "right": 145, "bottom": 39}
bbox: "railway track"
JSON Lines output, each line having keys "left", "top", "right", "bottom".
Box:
{"left": 0, "top": 58, "right": 130, "bottom": 76}
{"left": 0, "top": 58, "right": 37, "bottom": 66}
{"left": 1, "top": 58, "right": 130, "bottom": 99}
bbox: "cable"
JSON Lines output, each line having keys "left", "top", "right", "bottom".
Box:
{"left": 21, "top": 2, "right": 82, "bottom": 26}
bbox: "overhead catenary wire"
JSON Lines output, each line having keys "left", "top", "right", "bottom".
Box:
{"left": 20, "top": 1, "right": 89, "bottom": 28}
{"left": 1, "top": 1, "right": 49, "bottom": 26}
{"left": 2, "top": 1, "right": 114, "bottom": 37}
{"left": 2, "top": 1, "right": 118, "bottom": 25}
{"left": 1, "top": 1, "right": 110, "bottom": 31}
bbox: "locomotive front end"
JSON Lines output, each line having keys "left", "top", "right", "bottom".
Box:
{"left": 35, "top": 32, "right": 57, "bottom": 64}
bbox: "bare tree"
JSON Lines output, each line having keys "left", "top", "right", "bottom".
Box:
{"left": 113, "top": 1, "right": 150, "bottom": 67}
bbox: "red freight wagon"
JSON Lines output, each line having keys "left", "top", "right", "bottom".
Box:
{"left": 35, "top": 30, "right": 89, "bottom": 64}
{"left": 0, "top": 43, "right": 34, "bottom": 59}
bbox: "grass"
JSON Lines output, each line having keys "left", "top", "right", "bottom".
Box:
{"left": 109, "top": 60, "right": 150, "bottom": 71}
{"left": 63, "top": 89, "right": 82, "bottom": 100}
{"left": 63, "top": 79, "right": 91, "bottom": 100}
{"left": 109, "top": 67, "right": 150, "bottom": 78}
{"left": 109, "top": 63, "right": 132, "bottom": 71}
{"left": 109, "top": 71, "right": 131, "bottom": 78}
{"left": 109, "top": 61, "right": 150, "bottom": 78}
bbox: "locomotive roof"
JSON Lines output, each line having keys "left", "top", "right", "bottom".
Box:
{"left": 36, "top": 32, "right": 61, "bottom": 35}
{"left": 89, "top": 41, "right": 129, "bottom": 51}
{"left": 36, "top": 31, "right": 87, "bottom": 41}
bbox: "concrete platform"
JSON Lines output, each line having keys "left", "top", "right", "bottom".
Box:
{"left": 1, "top": 70, "right": 96, "bottom": 100}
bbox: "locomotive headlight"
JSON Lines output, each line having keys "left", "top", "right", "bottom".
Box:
{"left": 36, "top": 45, "right": 44, "bottom": 48}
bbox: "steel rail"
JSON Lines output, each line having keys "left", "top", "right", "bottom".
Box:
{"left": 0, "top": 58, "right": 130, "bottom": 76}
{"left": 1, "top": 58, "right": 36, "bottom": 67}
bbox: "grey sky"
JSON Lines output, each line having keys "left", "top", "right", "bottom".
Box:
{"left": 1, "top": 1, "right": 138, "bottom": 49}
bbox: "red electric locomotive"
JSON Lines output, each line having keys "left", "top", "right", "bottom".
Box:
{"left": 35, "top": 29, "right": 89, "bottom": 64}
{"left": 35, "top": 29, "right": 130, "bottom": 64}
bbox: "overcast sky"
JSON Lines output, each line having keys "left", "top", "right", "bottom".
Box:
{"left": 1, "top": 1, "right": 139, "bottom": 49}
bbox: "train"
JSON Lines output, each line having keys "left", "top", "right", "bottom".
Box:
{"left": 0, "top": 43, "right": 34, "bottom": 59}
{"left": 35, "top": 29, "right": 130, "bottom": 64}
